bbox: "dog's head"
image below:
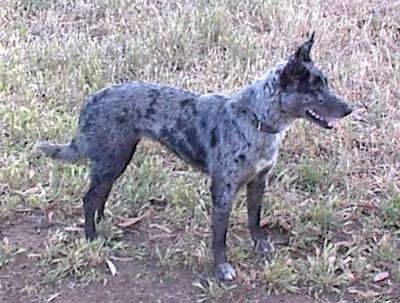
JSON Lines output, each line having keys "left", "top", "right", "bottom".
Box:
{"left": 278, "top": 33, "right": 352, "bottom": 129}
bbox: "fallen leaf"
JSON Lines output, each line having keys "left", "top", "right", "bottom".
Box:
{"left": 109, "top": 256, "right": 134, "bottom": 262}
{"left": 149, "top": 223, "right": 172, "bottom": 233}
{"left": 347, "top": 287, "right": 380, "bottom": 298}
{"left": 343, "top": 264, "right": 356, "bottom": 282}
{"left": 116, "top": 209, "right": 154, "bottom": 228}
{"left": 64, "top": 226, "right": 84, "bottom": 232}
{"left": 47, "top": 292, "right": 61, "bottom": 302}
{"left": 28, "top": 169, "right": 35, "bottom": 179}
{"left": 25, "top": 186, "right": 39, "bottom": 194}
{"left": 105, "top": 259, "right": 118, "bottom": 276}
{"left": 260, "top": 217, "right": 268, "bottom": 228}
{"left": 46, "top": 211, "right": 54, "bottom": 222}
{"left": 373, "top": 271, "right": 389, "bottom": 282}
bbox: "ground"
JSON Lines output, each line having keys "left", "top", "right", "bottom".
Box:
{"left": 0, "top": 0, "right": 399, "bottom": 302}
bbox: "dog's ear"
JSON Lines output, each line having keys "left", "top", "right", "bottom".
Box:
{"left": 279, "top": 32, "right": 314, "bottom": 88}
{"left": 279, "top": 58, "right": 307, "bottom": 88}
{"left": 294, "top": 32, "right": 314, "bottom": 62}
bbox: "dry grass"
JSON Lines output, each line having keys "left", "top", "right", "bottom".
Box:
{"left": 0, "top": 0, "right": 399, "bottom": 302}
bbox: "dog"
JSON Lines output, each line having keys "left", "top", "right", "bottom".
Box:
{"left": 35, "top": 33, "right": 352, "bottom": 281}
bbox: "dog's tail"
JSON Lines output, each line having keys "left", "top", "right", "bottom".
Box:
{"left": 34, "top": 140, "right": 83, "bottom": 163}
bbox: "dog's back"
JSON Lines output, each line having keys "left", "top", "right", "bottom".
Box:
{"left": 35, "top": 81, "right": 228, "bottom": 171}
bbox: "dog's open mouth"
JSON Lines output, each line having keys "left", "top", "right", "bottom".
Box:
{"left": 305, "top": 109, "right": 338, "bottom": 129}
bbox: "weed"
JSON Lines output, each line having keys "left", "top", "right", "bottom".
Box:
{"left": 192, "top": 278, "right": 236, "bottom": 303}
{"left": 262, "top": 253, "right": 299, "bottom": 294}
{"left": 0, "top": 238, "right": 25, "bottom": 268}
{"left": 39, "top": 231, "right": 121, "bottom": 283}
{"left": 302, "top": 241, "right": 350, "bottom": 297}
{"left": 381, "top": 195, "right": 400, "bottom": 228}
{"left": 296, "top": 160, "right": 324, "bottom": 192}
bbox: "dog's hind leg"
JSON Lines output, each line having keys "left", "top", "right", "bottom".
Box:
{"left": 96, "top": 140, "right": 140, "bottom": 223}
{"left": 246, "top": 173, "right": 274, "bottom": 256}
{"left": 83, "top": 139, "right": 140, "bottom": 240}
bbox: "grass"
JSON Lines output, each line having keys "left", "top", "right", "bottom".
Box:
{"left": 262, "top": 251, "right": 300, "bottom": 294}
{"left": 381, "top": 195, "right": 400, "bottom": 228}
{"left": 0, "top": 238, "right": 25, "bottom": 268}
{"left": 303, "top": 241, "right": 350, "bottom": 297}
{"left": 1, "top": 0, "right": 399, "bottom": 302}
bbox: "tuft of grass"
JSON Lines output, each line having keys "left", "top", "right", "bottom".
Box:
{"left": 381, "top": 195, "right": 400, "bottom": 228}
{"left": 375, "top": 235, "right": 397, "bottom": 263}
{"left": 39, "top": 230, "right": 125, "bottom": 283}
{"left": 262, "top": 253, "right": 299, "bottom": 294}
{"left": 302, "top": 241, "right": 350, "bottom": 298}
{"left": 192, "top": 278, "right": 236, "bottom": 303}
{"left": 304, "top": 199, "right": 337, "bottom": 231}
{"left": 296, "top": 160, "right": 324, "bottom": 193}
{"left": 0, "top": 238, "right": 25, "bottom": 268}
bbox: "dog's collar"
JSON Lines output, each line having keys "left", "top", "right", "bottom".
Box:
{"left": 251, "top": 117, "right": 280, "bottom": 134}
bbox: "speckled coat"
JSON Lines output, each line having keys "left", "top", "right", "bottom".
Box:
{"left": 35, "top": 34, "right": 352, "bottom": 281}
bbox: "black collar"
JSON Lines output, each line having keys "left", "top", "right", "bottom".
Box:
{"left": 251, "top": 116, "right": 280, "bottom": 134}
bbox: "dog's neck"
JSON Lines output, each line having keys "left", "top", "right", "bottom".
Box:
{"left": 228, "top": 69, "right": 295, "bottom": 134}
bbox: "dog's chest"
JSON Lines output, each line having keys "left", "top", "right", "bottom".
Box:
{"left": 255, "top": 158, "right": 275, "bottom": 173}
{"left": 253, "top": 132, "right": 285, "bottom": 174}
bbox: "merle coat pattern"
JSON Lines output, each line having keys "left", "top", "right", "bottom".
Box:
{"left": 35, "top": 34, "right": 352, "bottom": 281}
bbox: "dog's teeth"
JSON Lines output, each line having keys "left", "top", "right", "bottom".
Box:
{"left": 308, "top": 110, "right": 326, "bottom": 122}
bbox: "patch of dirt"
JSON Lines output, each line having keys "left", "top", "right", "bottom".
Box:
{"left": 0, "top": 213, "right": 316, "bottom": 303}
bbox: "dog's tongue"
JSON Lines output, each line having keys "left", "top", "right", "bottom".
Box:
{"left": 325, "top": 116, "right": 339, "bottom": 128}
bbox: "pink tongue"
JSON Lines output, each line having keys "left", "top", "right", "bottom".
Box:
{"left": 325, "top": 117, "right": 339, "bottom": 127}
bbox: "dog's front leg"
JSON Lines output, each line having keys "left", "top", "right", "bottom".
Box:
{"left": 246, "top": 173, "right": 274, "bottom": 256}
{"left": 210, "top": 177, "right": 237, "bottom": 281}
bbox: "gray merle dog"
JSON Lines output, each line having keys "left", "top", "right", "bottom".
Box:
{"left": 35, "top": 33, "right": 352, "bottom": 281}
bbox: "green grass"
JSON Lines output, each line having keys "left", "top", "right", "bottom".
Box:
{"left": 39, "top": 227, "right": 127, "bottom": 283}
{"left": 262, "top": 251, "right": 299, "bottom": 294}
{"left": 381, "top": 195, "right": 400, "bottom": 228}
{"left": 0, "top": 238, "right": 25, "bottom": 268}
{"left": 1, "top": 0, "right": 399, "bottom": 302}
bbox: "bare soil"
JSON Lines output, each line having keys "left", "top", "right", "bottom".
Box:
{"left": 0, "top": 212, "right": 316, "bottom": 303}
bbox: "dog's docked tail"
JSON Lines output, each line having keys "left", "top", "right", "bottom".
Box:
{"left": 34, "top": 140, "right": 83, "bottom": 163}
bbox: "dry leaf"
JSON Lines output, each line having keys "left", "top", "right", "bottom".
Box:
{"left": 105, "top": 259, "right": 118, "bottom": 276}
{"left": 46, "top": 211, "right": 54, "bottom": 222}
{"left": 64, "top": 226, "right": 84, "bottom": 232}
{"left": 260, "top": 217, "right": 268, "bottom": 228}
{"left": 343, "top": 264, "right": 356, "bottom": 282}
{"left": 47, "top": 292, "right": 61, "bottom": 302}
{"left": 149, "top": 223, "right": 172, "bottom": 233}
{"left": 373, "top": 271, "right": 389, "bottom": 282}
{"left": 116, "top": 209, "right": 154, "bottom": 228}
{"left": 25, "top": 186, "right": 39, "bottom": 194}
{"left": 347, "top": 287, "right": 380, "bottom": 298}
{"left": 28, "top": 169, "right": 35, "bottom": 179}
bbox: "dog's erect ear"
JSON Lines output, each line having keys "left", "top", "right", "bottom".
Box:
{"left": 279, "top": 32, "right": 314, "bottom": 88}
{"left": 294, "top": 32, "right": 315, "bottom": 62}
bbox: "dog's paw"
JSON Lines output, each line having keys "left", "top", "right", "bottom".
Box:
{"left": 254, "top": 239, "right": 274, "bottom": 256}
{"left": 214, "top": 262, "right": 236, "bottom": 281}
